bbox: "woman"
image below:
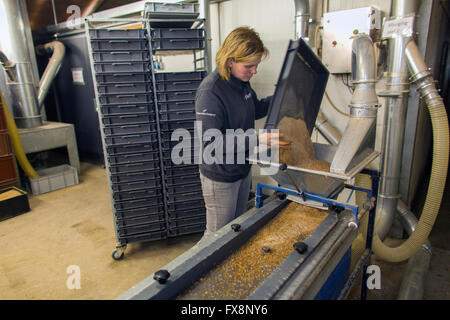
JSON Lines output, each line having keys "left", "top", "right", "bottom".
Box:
{"left": 195, "top": 26, "right": 289, "bottom": 236}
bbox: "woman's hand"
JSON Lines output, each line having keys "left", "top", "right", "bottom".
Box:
{"left": 258, "top": 132, "right": 292, "bottom": 146}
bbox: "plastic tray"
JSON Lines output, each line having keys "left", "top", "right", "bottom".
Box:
{"left": 103, "top": 123, "right": 157, "bottom": 136}
{"left": 155, "top": 80, "right": 201, "bottom": 92}
{"left": 101, "top": 114, "right": 156, "bottom": 126}
{"left": 168, "top": 223, "right": 205, "bottom": 237}
{"left": 100, "top": 103, "right": 155, "bottom": 116}
{"left": 159, "top": 110, "right": 196, "bottom": 121}
{"left": 117, "top": 220, "right": 167, "bottom": 236}
{"left": 158, "top": 100, "right": 195, "bottom": 113}
{"left": 164, "top": 164, "right": 199, "bottom": 177}
{"left": 99, "top": 93, "right": 153, "bottom": 105}
{"left": 167, "top": 207, "right": 206, "bottom": 220}
{"left": 30, "top": 165, "right": 78, "bottom": 195}
{"left": 96, "top": 73, "right": 152, "bottom": 84}
{"left": 151, "top": 28, "right": 205, "bottom": 39}
{"left": 111, "top": 179, "right": 161, "bottom": 193}
{"left": 89, "top": 29, "right": 147, "bottom": 40}
{"left": 168, "top": 215, "right": 206, "bottom": 229}
{"left": 104, "top": 133, "right": 159, "bottom": 146}
{"left": 113, "top": 188, "right": 162, "bottom": 201}
{"left": 116, "top": 214, "right": 166, "bottom": 228}
{"left": 165, "top": 181, "right": 202, "bottom": 195}
{"left": 167, "top": 198, "right": 204, "bottom": 212}
{"left": 155, "top": 71, "right": 206, "bottom": 82}
{"left": 106, "top": 142, "right": 159, "bottom": 155}
{"left": 0, "top": 187, "right": 30, "bottom": 222}
{"left": 93, "top": 51, "right": 151, "bottom": 63}
{"left": 114, "top": 195, "right": 164, "bottom": 211}
{"left": 152, "top": 38, "right": 205, "bottom": 51}
{"left": 118, "top": 230, "right": 167, "bottom": 245}
{"left": 156, "top": 91, "right": 196, "bottom": 103}
{"left": 94, "top": 62, "right": 150, "bottom": 73}
{"left": 165, "top": 175, "right": 201, "bottom": 187}
{"left": 91, "top": 39, "right": 148, "bottom": 51}
{"left": 109, "top": 161, "right": 159, "bottom": 174}
{"left": 109, "top": 169, "right": 161, "bottom": 184}
{"left": 98, "top": 83, "right": 153, "bottom": 95}
{"left": 108, "top": 151, "right": 160, "bottom": 165}
{"left": 166, "top": 191, "right": 204, "bottom": 203}
{"left": 115, "top": 205, "right": 165, "bottom": 220}
{"left": 159, "top": 120, "right": 195, "bottom": 132}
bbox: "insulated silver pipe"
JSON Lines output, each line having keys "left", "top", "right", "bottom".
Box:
{"left": 294, "top": 0, "right": 310, "bottom": 40}
{"left": 375, "top": 0, "right": 419, "bottom": 239}
{"left": 0, "top": 0, "right": 42, "bottom": 128}
{"left": 36, "top": 41, "right": 66, "bottom": 107}
{"left": 315, "top": 111, "right": 341, "bottom": 145}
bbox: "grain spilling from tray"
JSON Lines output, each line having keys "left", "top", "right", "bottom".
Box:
{"left": 278, "top": 116, "right": 331, "bottom": 172}
{"left": 179, "top": 202, "right": 327, "bottom": 299}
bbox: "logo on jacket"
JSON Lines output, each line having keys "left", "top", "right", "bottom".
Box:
{"left": 244, "top": 93, "right": 252, "bottom": 100}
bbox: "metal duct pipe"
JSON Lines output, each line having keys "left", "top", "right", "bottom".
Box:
{"left": 0, "top": 0, "right": 42, "bottom": 128}
{"left": 375, "top": 0, "right": 419, "bottom": 239}
{"left": 294, "top": 0, "right": 310, "bottom": 40}
{"left": 396, "top": 200, "right": 432, "bottom": 300}
{"left": 315, "top": 111, "right": 341, "bottom": 145}
{"left": 36, "top": 41, "right": 66, "bottom": 107}
{"left": 330, "top": 34, "right": 379, "bottom": 174}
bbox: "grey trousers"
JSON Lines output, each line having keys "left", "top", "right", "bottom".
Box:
{"left": 200, "top": 171, "right": 251, "bottom": 236}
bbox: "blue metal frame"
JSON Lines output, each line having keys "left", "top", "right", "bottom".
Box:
{"left": 255, "top": 168, "right": 380, "bottom": 300}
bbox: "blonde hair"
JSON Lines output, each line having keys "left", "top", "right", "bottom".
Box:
{"left": 216, "top": 26, "right": 268, "bottom": 81}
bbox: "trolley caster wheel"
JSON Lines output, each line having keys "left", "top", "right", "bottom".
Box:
{"left": 112, "top": 246, "right": 126, "bottom": 261}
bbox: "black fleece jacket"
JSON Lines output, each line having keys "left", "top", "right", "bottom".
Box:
{"left": 195, "top": 69, "right": 271, "bottom": 183}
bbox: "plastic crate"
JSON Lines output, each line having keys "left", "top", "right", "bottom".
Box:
{"left": 166, "top": 191, "right": 203, "bottom": 203}
{"left": 155, "top": 80, "right": 201, "bottom": 92}
{"left": 116, "top": 214, "right": 166, "bottom": 227}
{"left": 94, "top": 62, "right": 150, "bottom": 73}
{"left": 115, "top": 206, "right": 165, "bottom": 220}
{"left": 106, "top": 142, "right": 159, "bottom": 155}
{"left": 158, "top": 100, "right": 195, "bottom": 113}
{"left": 164, "top": 164, "right": 199, "bottom": 177}
{"left": 156, "top": 91, "right": 196, "bottom": 103}
{"left": 155, "top": 71, "right": 206, "bottom": 82}
{"left": 161, "top": 139, "right": 198, "bottom": 152}
{"left": 167, "top": 198, "right": 204, "bottom": 212}
{"left": 109, "top": 169, "right": 161, "bottom": 184}
{"left": 165, "top": 181, "right": 202, "bottom": 195}
{"left": 91, "top": 39, "right": 148, "bottom": 51}
{"left": 160, "top": 129, "right": 195, "bottom": 141}
{"left": 89, "top": 29, "right": 147, "bottom": 40}
{"left": 152, "top": 38, "right": 205, "bottom": 51}
{"left": 151, "top": 28, "right": 205, "bottom": 39}
{"left": 108, "top": 151, "right": 160, "bottom": 165}
{"left": 118, "top": 230, "right": 167, "bottom": 245}
{"left": 168, "top": 215, "right": 206, "bottom": 229}
{"left": 168, "top": 223, "right": 205, "bottom": 237}
{"left": 0, "top": 129, "right": 11, "bottom": 155}
{"left": 113, "top": 188, "right": 162, "bottom": 201}
{"left": 96, "top": 73, "right": 152, "bottom": 85}
{"left": 0, "top": 187, "right": 30, "bottom": 222}
{"left": 101, "top": 114, "right": 156, "bottom": 126}
{"left": 114, "top": 196, "right": 164, "bottom": 211}
{"left": 109, "top": 161, "right": 160, "bottom": 174}
{"left": 167, "top": 207, "right": 206, "bottom": 220}
{"left": 99, "top": 93, "right": 153, "bottom": 105}
{"left": 30, "top": 165, "right": 79, "bottom": 195}
{"left": 159, "top": 120, "right": 195, "bottom": 132}
{"left": 103, "top": 123, "right": 157, "bottom": 136}
{"left": 159, "top": 110, "right": 196, "bottom": 121}
{"left": 100, "top": 103, "right": 155, "bottom": 116}
{"left": 98, "top": 83, "right": 153, "bottom": 95}
{"left": 0, "top": 154, "right": 16, "bottom": 182}
{"left": 117, "top": 220, "right": 167, "bottom": 236}
{"left": 162, "top": 147, "right": 199, "bottom": 163}
{"left": 104, "top": 132, "right": 159, "bottom": 146}
{"left": 165, "top": 173, "right": 201, "bottom": 187}
{"left": 93, "top": 51, "right": 151, "bottom": 63}
{"left": 111, "top": 179, "right": 161, "bottom": 193}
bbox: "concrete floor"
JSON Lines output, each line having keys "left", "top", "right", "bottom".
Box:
{"left": 0, "top": 161, "right": 449, "bottom": 300}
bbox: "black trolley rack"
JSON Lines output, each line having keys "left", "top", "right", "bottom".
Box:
{"left": 85, "top": 13, "right": 209, "bottom": 260}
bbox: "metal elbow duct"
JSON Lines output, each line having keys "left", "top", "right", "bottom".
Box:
{"left": 330, "top": 34, "right": 379, "bottom": 174}
{"left": 36, "top": 41, "right": 65, "bottom": 107}
{"left": 294, "top": 0, "right": 310, "bottom": 41}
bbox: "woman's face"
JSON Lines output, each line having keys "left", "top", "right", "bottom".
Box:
{"left": 227, "top": 57, "right": 261, "bottom": 82}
